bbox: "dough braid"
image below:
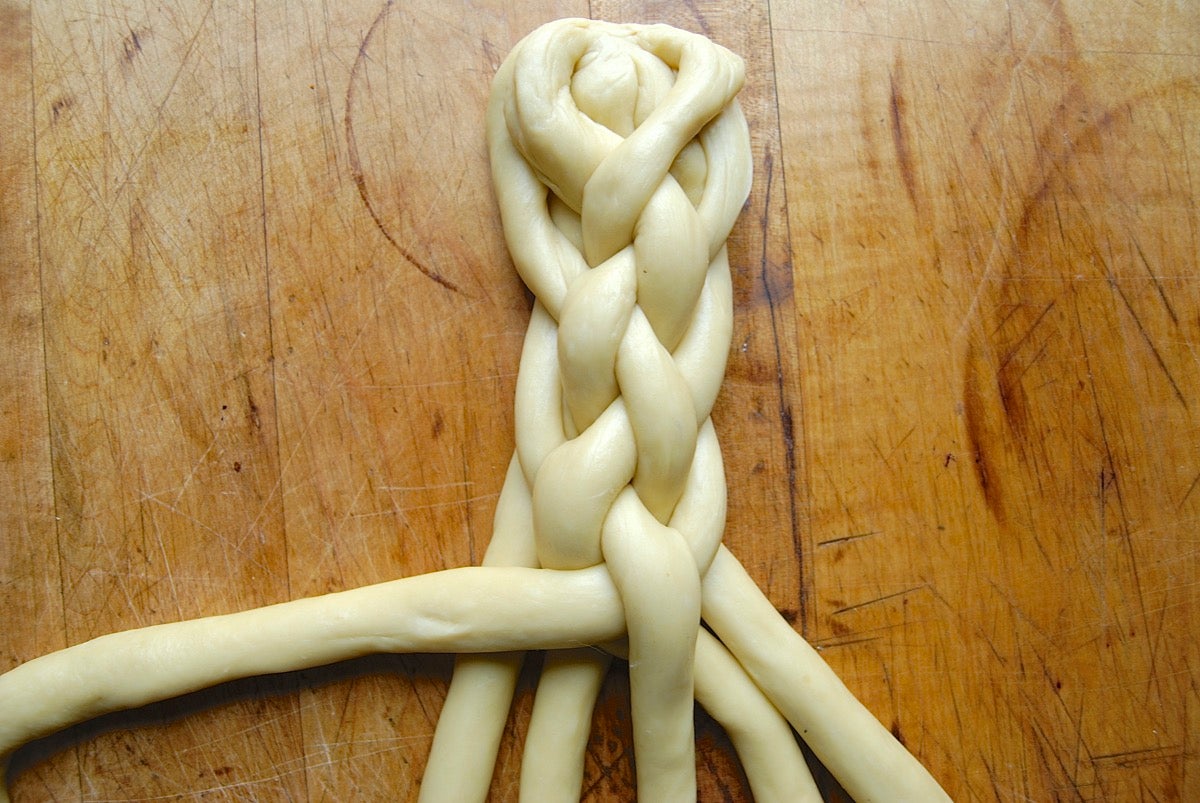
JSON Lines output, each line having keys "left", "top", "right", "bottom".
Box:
{"left": 510, "top": 21, "right": 745, "bottom": 802}
{"left": 505, "top": 19, "right": 743, "bottom": 568}
{"left": 0, "top": 19, "right": 950, "bottom": 803}
{"left": 424, "top": 18, "right": 800, "bottom": 803}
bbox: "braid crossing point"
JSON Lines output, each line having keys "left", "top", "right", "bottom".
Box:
{"left": 0, "top": 19, "right": 951, "bottom": 803}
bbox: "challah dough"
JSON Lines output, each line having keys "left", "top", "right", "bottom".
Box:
{"left": 0, "top": 18, "right": 951, "bottom": 803}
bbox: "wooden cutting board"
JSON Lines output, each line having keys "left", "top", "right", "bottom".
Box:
{"left": 2, "top": 0, "right": 1197, "bottom": 799}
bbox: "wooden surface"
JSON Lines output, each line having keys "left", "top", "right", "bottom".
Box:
{"left": 2, "top": 1, "right": 1197, "bottom": 800}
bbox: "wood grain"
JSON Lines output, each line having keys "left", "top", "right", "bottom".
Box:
{"left": 2, "top": 1, "right": 1197, "bottom": 800}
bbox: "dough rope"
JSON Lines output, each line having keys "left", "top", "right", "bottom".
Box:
{"left": 0, "top": 19, "right": 951, "bottom": 803}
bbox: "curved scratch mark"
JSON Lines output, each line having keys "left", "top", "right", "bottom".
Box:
{"left": 345, "top": 0, "right": 463, "bottom": 295}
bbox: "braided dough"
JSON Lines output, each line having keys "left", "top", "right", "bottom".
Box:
{"left": 0, "top": 19, "right": 950, "bottom": 803}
